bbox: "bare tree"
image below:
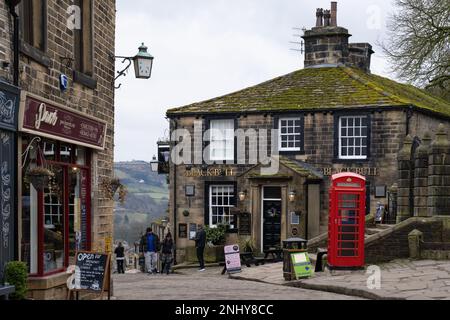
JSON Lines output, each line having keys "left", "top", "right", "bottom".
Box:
{"left": 381, "top": 0, "right": 450, "bottom": 94}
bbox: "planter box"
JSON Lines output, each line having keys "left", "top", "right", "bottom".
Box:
{"left": 186, "top": 245, "right": 225, "bottom": 263}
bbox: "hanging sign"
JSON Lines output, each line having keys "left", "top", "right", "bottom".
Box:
{"left": 291, "top": 252, "right": 313, "bottom": 279}
{"left": 19, "top": 93, "right": 107, "bottom": 150}
{"left": 224, "top": 245, "right": 242, "bottom": 274}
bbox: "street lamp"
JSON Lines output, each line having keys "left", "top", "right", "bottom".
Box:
{"left": 150, "top": 155, "right": 159, "bottom": 172}
{"left": 112, "top": 43, "right": 155, "bottom": 89}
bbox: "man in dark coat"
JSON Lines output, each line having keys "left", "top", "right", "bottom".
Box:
{"left": 195, "top": 225, "right": 207, "bottom": 271}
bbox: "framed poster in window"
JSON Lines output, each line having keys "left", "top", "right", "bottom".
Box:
{"left": 375, "top": 185, "right": 387, "bottom": 198}
{"left": 189, "top": 223, "right": 197, "bottom": 240}
{"left": 291, "top": 212, "right": 300, "bottom": 225}
{"left": 178, "top": 224, "right": 187, "bottom": 239}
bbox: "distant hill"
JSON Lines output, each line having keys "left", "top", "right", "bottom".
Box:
{"left": 114, "top": 161, "right": 169, "bottom": 244}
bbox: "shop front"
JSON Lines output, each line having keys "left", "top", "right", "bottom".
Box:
{"left": 0, "top": 81, "right": 20, "bottom": 281}
{"left": 18, "top": 92, "right": 106, "bottom": 296}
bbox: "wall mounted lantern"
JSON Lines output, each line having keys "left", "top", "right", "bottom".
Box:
{"left": 239, "top": 190, "right": 248, "bottom": 202}
{"left": 289, "top": 190, "right": 297, "bottom": 203}
{"left": 112, "top": 43, "right": 154, "bottom": 89}
{"left": 150, "top": 155, "right": 158, "bottom": 172}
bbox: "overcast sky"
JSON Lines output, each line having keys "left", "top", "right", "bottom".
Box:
{"left": 114, "top": 0, "right": 395, "bottom": 162}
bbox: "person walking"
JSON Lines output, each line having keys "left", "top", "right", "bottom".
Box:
{"left": 161, "top": 232, "right": 174, "bottom": 275}
{"left": 114, "top": 242, "right": 125, "bottom": 274}
{"left": 140, "top": 228, "right": 160, "bottom": 274}
{"left": 195, "top": 225, "right": 207, "bottom": 272}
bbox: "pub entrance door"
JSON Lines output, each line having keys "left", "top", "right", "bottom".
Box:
{"left": 262, "top": 187, "right": 282, "bottom": 252}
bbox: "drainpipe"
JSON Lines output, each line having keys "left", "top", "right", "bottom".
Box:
{"left": 8, "top": 1, "right": 21, "bottom": 87}
{"left": 172, "top": 119, "right": 178, "bottom": 265}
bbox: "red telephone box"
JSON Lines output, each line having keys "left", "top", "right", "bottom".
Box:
{"left": 328, "top": 173, "right": 366, "bottom": 268}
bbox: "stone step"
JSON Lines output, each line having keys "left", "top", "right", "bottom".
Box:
{"left": 365, "top": 228, "right": 382, "bottom": 235}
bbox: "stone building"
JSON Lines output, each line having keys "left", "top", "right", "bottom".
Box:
{"left": 165, "top": 2, "right": 450, "bottom": 264}
{"left": 0, "top": 0, "right": 116, "bottom": 299}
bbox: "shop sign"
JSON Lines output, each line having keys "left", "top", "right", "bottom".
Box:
{"left": 184, "top": 167, "right": 235, "bottom": 178}
{"left": 322, "top": 167, "right": 378, "bottom": 177}
{"left": 20, "top": 93, "right": 107, "bottom": 150}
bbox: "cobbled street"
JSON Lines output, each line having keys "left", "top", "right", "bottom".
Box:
{"left": 112, "top": 267, "right": 363, "bottom": 300}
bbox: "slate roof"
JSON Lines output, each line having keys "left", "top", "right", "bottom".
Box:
{"left": 166, "top": 66, "right": 450, "bottom": 117}
{"left": 241, "top": 157, "right": 324, "bottom": 180}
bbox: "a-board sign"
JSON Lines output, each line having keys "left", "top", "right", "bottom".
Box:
{"left": 291, "top": 252, "right": 313, "bottom": 279}
{"left": 74, "top": 252, "right": 110, "bottom": 292}
{"left": 224, "top": 245, "right": 241, "bottom": 274}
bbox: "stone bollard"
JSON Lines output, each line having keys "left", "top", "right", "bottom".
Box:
{"left": 397, "top": 135, "right": 413, "bottom": 223}
{"left": 428, "top": 124, "right": 450, "bottom": 216}
{"left": 414, "top": 133, "right": 432, "bottom": 217}
{"left": 408, "top": 229, "right": 423, "bottom": 260}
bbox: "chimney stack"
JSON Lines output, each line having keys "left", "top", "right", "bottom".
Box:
{"left": 331, "top": 2, "right": 337, "bottom": 27}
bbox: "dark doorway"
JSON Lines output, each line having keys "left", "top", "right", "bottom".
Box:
{"left": 262, "top": 187, "right": 282, "bottom": 251}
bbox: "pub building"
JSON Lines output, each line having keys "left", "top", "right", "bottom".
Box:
{"left": 0, "top": 0, "right": 116, "bottom": 299}
{"left": 165, "top": 2, "right": 450, "bottom": 263}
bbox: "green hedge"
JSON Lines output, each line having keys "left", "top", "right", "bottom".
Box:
{"left": 5, "top": 261, "right": 28, "bottom": 300}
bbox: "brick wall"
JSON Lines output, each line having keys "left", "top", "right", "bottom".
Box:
{"left": 0, "top": 1, "right": 12, "bottom": 82}
{"left": 17, "top": 0, "right": 116, "bottom": 252}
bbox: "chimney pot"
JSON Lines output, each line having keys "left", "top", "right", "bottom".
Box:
{"left": 316, "top": 8, "right": 324, "bottom": 27}
{"left": 323, "top": 10, "right": 331, "bottom": 27}
{"left": 331, "top": 2, "right": 337, "bottom": 26}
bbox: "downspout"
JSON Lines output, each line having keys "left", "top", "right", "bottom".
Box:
{"left": 8, "top": 2, "right": 20, "bottom": 87}
{"left": 172, "top": 118, "right": 178, "bottom": 265}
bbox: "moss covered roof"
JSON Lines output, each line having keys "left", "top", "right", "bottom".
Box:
{"left": 167, "top": 66, "right": 450, "bottom": 117}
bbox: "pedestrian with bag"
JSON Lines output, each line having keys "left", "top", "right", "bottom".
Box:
{"left": 161, "top": 232, "right": 174, "bottom": 275}
{"left": 140, "top": 227, "right": 161, "bottom": 274}
{"left": 195, "top": 225, "right": 207, "bottom": 272}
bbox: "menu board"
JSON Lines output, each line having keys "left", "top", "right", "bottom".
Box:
{"left": 75, "top": 252, "right": 110, "bottom": 292}
{"left": 178, "top": 224, "right": 187, "bottom": 239}
{"left": 239, "top": 212, "right": 251, "bottom": 235}
{"left": 224, "top": 245, "right": 242, "bottom": 274}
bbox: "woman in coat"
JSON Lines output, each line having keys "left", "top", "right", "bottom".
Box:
{"left": 161, "top": 232, "right": 174, "bottom": 275}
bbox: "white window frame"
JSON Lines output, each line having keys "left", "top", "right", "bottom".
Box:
{"left": 209, "top": 119, "right": 235, "bottom": 161}
{"left": 278, "top": 117, "right": 302, "bottom": 152}
{"left": 209, "top": 185, "right": 235, "bottom": 228}
{"left": 338, "top": 116, "right": 368, "bottom": 160}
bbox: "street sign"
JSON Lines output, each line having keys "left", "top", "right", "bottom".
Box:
{"left": 291, "top": 252, "right": 313, "bottom": 279}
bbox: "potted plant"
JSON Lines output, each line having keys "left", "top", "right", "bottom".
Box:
{"left": 240, "top": 238, "right": 255, "bottom": 253}
{"left": 26, "top": 167, "right": 54, "bottom": 191}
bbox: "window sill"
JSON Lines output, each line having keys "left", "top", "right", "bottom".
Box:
{"left": 20, "top": 42, "right": 51, "bottom": 68}
{"left": 279, "top": 150, "right": 305, "bottom": 156}
{"left": 332, "top": 158, "right": 370, "bottom": 164}
{"left": 226, "top": 229, "right": 239, "bottom": 234}
{"left": 73, "top": 70, "right": 97, "bottom": 90}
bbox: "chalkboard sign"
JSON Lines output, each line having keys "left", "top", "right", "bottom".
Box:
{"left": 239, "top": 212, "right": 251, "bottom": 235}
{"left": 74, "top": 252, "right": 110, "bottom": 293}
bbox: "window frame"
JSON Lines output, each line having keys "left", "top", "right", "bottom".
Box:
{"left": 204, "top": 181, "right": 238, "bottom": 232}
{"left": 207, "top": 118, "right": 236, "bottom": 163}
{"left": 22, "top": 137, "right": 92, "bottom": 277}
{"left": 273, "top": 114, "right": 305, "bottom": 155}
{"left": 334, "top": 113, "right": 371, "bottom": 162}
{"left": 278, "top": 117, "right": 303, "bottom": 152}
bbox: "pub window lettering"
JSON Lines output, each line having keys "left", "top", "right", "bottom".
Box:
{"left": 339, "top": 116, "right": 369, "bottom": 160}
{"left": 74, "top": 0, "right": 94, "bottom": 76}
{"left": 20, "top": 0, "right": 46, "bottom": 51}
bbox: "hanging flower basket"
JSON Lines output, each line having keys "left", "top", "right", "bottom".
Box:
{"left": 100, "top": 177, "right": 128, "bottom": 204}
{"left": 27, "top": 167, "right": 55, "bottom": 191}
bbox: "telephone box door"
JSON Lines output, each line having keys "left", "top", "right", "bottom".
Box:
{"left": 328, "top": 173, "right": 366, "bottom": 268}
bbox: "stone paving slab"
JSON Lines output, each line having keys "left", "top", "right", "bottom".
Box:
{"left": 229, "top": 259, "right": 450, "bottom": 300}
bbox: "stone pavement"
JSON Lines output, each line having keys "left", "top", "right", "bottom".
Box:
{"left": 229, "top": 259, "right": 450, "bottom": 300}
{"left": 112, "top": 266, "right": 363, "bottom": 300}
